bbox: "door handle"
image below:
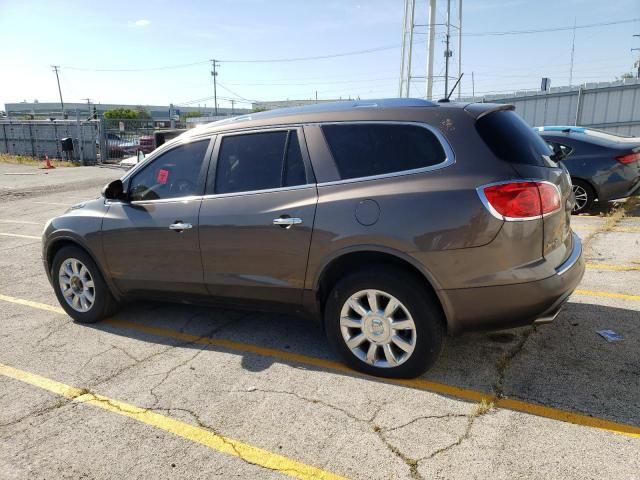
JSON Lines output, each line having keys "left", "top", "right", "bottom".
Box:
{"left": 169, "top": 222, "right": 193, "bottom": 231}
{"left": 273, "top": 217, "right": 302, "bottom": 228}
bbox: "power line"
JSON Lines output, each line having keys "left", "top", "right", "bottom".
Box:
{"left": 216, "top": 82, "right": 256, "bottom": 103}
{"left": 462, "top": 18, "right": 639, "bottom": 36}
{"left": 210, "top": 59, "right": 220, "bottom": 115}
{"left": 56, "top": 17, "right": 638, "bottom": 73}
{"left": 62, "top": 60, "right": 209, "bottom": 72}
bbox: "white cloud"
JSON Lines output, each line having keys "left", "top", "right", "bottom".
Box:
{"left": 134, "top": 19, "right": 150, "bottom": 27}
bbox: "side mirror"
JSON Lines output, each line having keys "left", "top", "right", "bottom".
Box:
{"left": 102, "top": 179, "right": 125, "bottom": 201}
{"left": 550, "top": 144, "right": 566, "bottom": 162}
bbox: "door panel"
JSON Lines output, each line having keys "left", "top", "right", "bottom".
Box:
{"left": 199, "top": 127, "right": 317, "bottom": 305}
{"left": 101, "top": 137, "right": 213, "bottom": 296}
{"left": 103, "top": 200, "right": 206, "bottom": 295}
{"left": 199, "top": 186, "right": 317, "bottom": 304}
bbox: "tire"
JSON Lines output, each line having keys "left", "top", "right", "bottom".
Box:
{"left": 51, "top": 245, "right": 119, "bottom": 323}
{"left": 324, "top": 267, "right": 444, "bottom": 378}
{"left": 572, "top": 179, "right": 595, "bottom": 214}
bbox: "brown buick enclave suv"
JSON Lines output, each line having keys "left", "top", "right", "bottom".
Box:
{"left": 42, "top": 99, "right": 585, "bottom": 378}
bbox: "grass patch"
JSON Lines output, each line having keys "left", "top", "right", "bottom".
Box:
{"left": 0, "top": 153, "right": 78, "bottom": 167}
{"left": 473, "top": 398, "right": 494, "bottom": 416}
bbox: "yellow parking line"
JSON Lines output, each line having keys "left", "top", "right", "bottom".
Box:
{"left": 0, "top": 294, "right": 64, "bottom": 314}
{"left": 0, "top": 233, "right": 40, "bottom": 240}
{"left": 586, "top": 263, "right": 640, "bottom": 271}
{"left": 574, "top": 289, "right": 640, "bottom": 301}
{"left": 0, "top": 362, "right": 347, "bottom": 480}
{"left": 0, "top": 294, "right": 639, "bottom": 439}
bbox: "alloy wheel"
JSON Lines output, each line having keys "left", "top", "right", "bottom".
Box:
{"left": 339, "top": 289, "right": 417, "bottom": 368}
{"left": 572, "top": 184, "right": 588, "bottom": 212}
{"left": 58, "top": 258, "right": 96, "bottom": 313}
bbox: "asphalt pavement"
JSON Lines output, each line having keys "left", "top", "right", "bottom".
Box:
{"left": 0, "top": 163, "right": 638, "bottom": 479}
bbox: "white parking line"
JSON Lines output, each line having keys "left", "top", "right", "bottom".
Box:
{"left": 0, "top": 233, "right": 40, "bottom": 240}
{"left": 0, "top": 219, "right": 41, "bottom": 225}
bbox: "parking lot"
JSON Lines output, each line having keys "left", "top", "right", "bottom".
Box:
{"left": 0, "top": 163, "right": 638, "bottom": 479}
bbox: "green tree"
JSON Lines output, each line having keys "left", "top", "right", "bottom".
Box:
{"left": 135, "top": 106, "right": 152, "bottom": 119}
{"left": 104, "top": 108, "right": 139, "bottom": 119}
{"left": 251, "top": 106, "right": 267, "bottom": 113}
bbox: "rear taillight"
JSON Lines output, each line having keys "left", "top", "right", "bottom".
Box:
{"left": 479, "top": 181, "right": 561, "bottom": 220}
{"left": 615, "top": 152, "right": 640, "bottom": 165}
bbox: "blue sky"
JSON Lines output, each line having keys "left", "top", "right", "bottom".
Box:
{"left": 0, "top": 0, "right": 638, "bottom": 111}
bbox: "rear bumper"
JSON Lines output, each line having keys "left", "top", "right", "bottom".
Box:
{"left": 443, "top": 232, "right": 585, "bottom": 334}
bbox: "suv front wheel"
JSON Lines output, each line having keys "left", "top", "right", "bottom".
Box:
{"left": 324, "top": 268, "right": 444, "bottom": 378}
{"left": 52, "top": 245, "right": 119, "bottom": 323}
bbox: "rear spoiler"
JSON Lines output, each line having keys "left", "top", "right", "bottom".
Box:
{"left": 463, "top": 103, "right": 515, "bottom": 120}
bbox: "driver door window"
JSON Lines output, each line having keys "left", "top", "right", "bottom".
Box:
{"left": 129, "top": 139, "right": 210, "bottom": 201}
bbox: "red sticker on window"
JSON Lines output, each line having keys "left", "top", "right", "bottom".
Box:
{"left": 157, "top": 168, "right": 169, "bottom": 184}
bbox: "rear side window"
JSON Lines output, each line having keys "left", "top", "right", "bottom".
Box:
{"left": 214, "top": 130, "right": 307, "bottom": 194}
{"left": 321, "top": 123, "right": 447, "bottom": 180}
{"left": 546, "top": 141, "right": 574, "bottom": 158}
{"left": 476, "top": 110, "right": 551, "bottom": 166}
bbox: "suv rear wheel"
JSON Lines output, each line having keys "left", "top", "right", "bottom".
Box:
{"left": 324, "top": 268, "right": 444, "bottom": 378}
{"left": 52, "top": 245, "right": 119, "bottom": 323}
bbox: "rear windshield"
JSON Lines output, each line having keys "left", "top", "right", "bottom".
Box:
{"left": 476, "top": 110, "right": 551, "bottom": 166}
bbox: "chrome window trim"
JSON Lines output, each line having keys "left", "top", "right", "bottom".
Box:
{"left": 128, "top": 195, "right": 203, "bottom": 206}
{"left": 111, "top": 183, "right": 317, "bottom": 205}
{"left": 315, "top": 121, "right": 455, "bottom": 187}
{"left": 202, "top": 183, "right": 314, "bottom": 200}
{"left": 476, "top": 179, "right": 563, "bottom": 222}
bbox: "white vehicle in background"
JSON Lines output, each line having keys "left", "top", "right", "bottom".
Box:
{"left": 118, "top": 150, "right": 146, "bottom": 170}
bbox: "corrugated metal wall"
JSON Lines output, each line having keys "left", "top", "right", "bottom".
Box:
{"left": 0, "top": 120, "right": 98, "bottom": 163}
{"left": 465, "top": 79, "right": 640, "bottom": 136}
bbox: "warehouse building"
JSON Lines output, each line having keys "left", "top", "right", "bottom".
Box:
{"left": 3, "top": 101, "right": 249, "bottom": 124}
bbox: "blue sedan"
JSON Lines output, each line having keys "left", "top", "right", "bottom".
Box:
{"left": 536, "top": 126, "right": 640, "bottom": 213}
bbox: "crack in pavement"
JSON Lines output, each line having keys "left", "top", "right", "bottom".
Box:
{"left": 493, "top": 327, "right": 536, "bottom": 399}
{"left": 34, "top": 318, "right": 73, "bottom": 346}
{"left": 146, "top": 312, "right": 251, "bottom": 408}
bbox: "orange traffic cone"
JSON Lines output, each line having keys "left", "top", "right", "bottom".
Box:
{"left": 41, "top": 154, "right": 55, "bottom": 169}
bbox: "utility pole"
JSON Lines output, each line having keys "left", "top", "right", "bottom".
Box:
{"left": 230, "top": 99, "right": 235, "bottom": 115}
{"left": 444, "top": 0, "right": 452, "bottom": 97}
{"left": 456, "top": 0, "right": 462, "bottom": 98}
{"left": 398, "top": 0, "right": 416, "bottom": 97}
{"left": 426, "top": 0, "right": 437, "bottom": 99}
{"left": 472, "top": 71, "right": 475, "bottom": 97}
{"left": 210, "top": 59, "right": 220, "bottom": 116}
{"left": 51, "top": 66, "right": 64, "bottom": 118}
{"left": 82, "top": 98, "right": 91, "bottom": 119}
{"left": 569, "top": 17, "right": 576, "bottom": 86}
{"left": 633, "top": 34, "right": 640, "bottom": 79}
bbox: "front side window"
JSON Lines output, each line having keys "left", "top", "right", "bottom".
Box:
{"left": 214, "top": 130, "right": 307, "bottom": 194}
{"left": 321, "top": 123, "right": 447, "bottom": 180}
{"left": 128, "top": 139, "right": 209, "bottom": 201}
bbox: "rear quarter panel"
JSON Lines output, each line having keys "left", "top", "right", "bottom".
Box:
{"left": 304, "top": 109, "right": 536, "bottom": 291}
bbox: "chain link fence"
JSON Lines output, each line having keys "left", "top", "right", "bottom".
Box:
{"left": 0, "top": 119, "right": 99, "bottom": 164}
{"left": 98, "top": 118, "right": 157, "bottom": 163}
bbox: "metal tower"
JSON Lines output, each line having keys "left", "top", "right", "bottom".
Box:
{"left": 398, "top": 0, "right": 463, "bottom": 100}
